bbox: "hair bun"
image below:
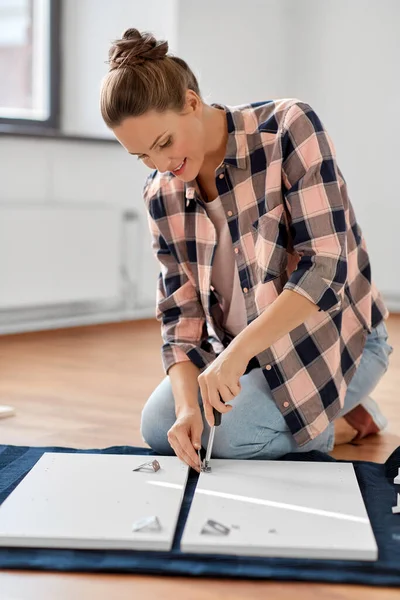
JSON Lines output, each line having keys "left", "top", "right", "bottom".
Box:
{"left": 108, "top": 28, "right": 168, "bottom": 70}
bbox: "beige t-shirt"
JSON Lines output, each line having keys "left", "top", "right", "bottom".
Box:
{"left": 203, "top": 196, "right": 247, "bottom": 337}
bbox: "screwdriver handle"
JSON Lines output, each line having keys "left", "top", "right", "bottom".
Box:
{"left": 213, "top": 394, "right": 225, "bottom": 427}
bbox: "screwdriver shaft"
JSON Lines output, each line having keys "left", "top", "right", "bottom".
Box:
{"left": 205, "top": 424, "right": 216, "bottom": 464}
{"left": 203, "top": 399, "right": 225, "bottom": 471}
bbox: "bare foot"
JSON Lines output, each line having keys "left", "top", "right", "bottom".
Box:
{"left": 334, "top": 417, "right": 358, "bottom": 446}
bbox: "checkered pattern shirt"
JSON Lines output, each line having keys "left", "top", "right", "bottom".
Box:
{"left": 143, "top": 98, "right": 388, "bottom": 447}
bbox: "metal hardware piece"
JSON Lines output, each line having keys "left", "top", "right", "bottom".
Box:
{"left": 202, "top": 398, "right": 224, "bottom": 472}
{"left": 197, "top": 447, "right": 211, "bottom": 472}
{"left": 394, "top": 468, "right": 400, "bottom": 484}
{"left": 197, "top": 448, "right": 202, "bottom": 470}
{"left": 132, "top": 459, "right": 161, "bottom": 473}
{"left": 201, "top": 519, "right": 230, "bottom": 536}
{"left": 202, "top": 426, "right": 217, "bottom": 472}
{"left": 201, "top": 460, "right": 212, "bottom": 473}
{"left": 132, "top": 515, "right": 161, "bottom": 532}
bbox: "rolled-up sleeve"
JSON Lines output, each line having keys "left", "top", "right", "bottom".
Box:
{"left": 144, "top": 180, "right": 217, "bottom": 373}
{"left": 281, "top": 101, "right": 347, "bottom": 312}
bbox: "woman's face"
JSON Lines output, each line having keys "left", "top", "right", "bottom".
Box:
{"left": 113, "top": 91, "right": 207, "bottom": 181}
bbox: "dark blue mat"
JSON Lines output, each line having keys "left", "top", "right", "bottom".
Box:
{"left": 1, "top": 443, "right": 400, "bottom": 586}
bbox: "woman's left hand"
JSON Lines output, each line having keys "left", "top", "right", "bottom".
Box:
{"left": 198, "top": 345, "right": 249, "bottom": 427}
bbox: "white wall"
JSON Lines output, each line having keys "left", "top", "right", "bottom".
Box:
{"left": 0, "top": 0, "right": 177, "bottom": 323}
{"left": 62, "top": 0, "right": 179, "bottom": 138}
{"left": 290, "top": 0, "right": 399, "bottom": 300}
{"left": 178, "top": 0, "right": 400, "bottom": 301}
{"left": 178, "top": 0, "right": 290, "bottom": 105}
{"left": 0, "top": 0, "right": 179, "bottom": 209}
{"left": 0, "top": 0, "right": 399, "bottom": 328}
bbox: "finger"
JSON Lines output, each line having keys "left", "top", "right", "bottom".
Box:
{"left": 167, "top": 433, "right": 183, "bottom": 462}
{"left": 198, "top": 378, "right": 213, "bottom": 426}
{"left": 172, "top": 428, "right": 200, "bottom": 467}
{"left": 227, "top": 378, "right": 242, "bottom": 397}
{"left": 198, "top": 376, "right": 208, "bottom": 410}
{"left": 167, "top": 437, "right": 179, "bottom": 459}
{"left": 177, "top": 441, "right": 201, "bottom": 472}
{"left": 190, "top": 422, "right": 203, "bottom": 452}
{"left": 203, "top": 395, "right": 215, "bottom": 427}
{"left": 168, "top": 437, "right": 191, "bottom": 469}
{"left": 181, "top": 436, "right": 202, "bottom": 469}
{"left": 209, "top": 386, "right": 232, "bottom": 414}
{"left": 219, "top": 384, "right": 236, "bottom": 404}
{"left": 204, "top": 392, "right": 231, "bottom": 428}
{"left": 172, "top": 436, "right": 200, "bottom": 472}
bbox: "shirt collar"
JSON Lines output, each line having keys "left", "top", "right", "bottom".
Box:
{"left": 211, "top": 102, "right": 249, "bottom": 170}
{"left": 184, "top": 102, "right": 249, "bottom": 200}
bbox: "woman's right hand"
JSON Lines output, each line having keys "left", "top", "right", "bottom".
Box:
{"left": 167, "top": 407, "right": 204, "bottom": 472}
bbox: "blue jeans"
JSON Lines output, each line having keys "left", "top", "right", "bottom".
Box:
{"left": 140, "top": 320, "right": 393, "bottom": 459}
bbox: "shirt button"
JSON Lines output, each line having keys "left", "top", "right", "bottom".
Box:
{"left": 243, "top": 287, "right": 248, "bottom": 293}
{"left": 234, "top": 248, "right": 239, "bottom": 254}
{"left": 227, "top": 210, "right": 233, "bottom": 217}
{"left": 283, "top": 402, "right": 290, "bottom": 408}
{"left": 265, "top": 365, "right": 272, "bottom": 371}
{"left": 219, "top": 173, "right": 224, "bottom": 179}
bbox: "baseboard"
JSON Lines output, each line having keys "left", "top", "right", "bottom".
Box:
{"left": 383, "top": 293, "right": 400, "bottom": 314}
{"left": 0, "top": 300, "right": 156, "bottom": 335}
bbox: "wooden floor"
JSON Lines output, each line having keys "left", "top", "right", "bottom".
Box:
{"left": 1, "top": 315, "right": 399, "bottom": 599}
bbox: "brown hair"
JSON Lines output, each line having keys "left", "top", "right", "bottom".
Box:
{"left": 100, "top": 28, "right": 202, "bottom": 128}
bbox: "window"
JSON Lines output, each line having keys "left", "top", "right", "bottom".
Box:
{"left": 0, "top": 0, "right": 60, "bottom": 131}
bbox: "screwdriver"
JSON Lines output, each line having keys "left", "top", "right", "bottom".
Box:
{"left": 201, "top": 394, "right": 225, "bottom": 472}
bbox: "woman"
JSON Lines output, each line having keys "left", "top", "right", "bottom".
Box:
{"left": 100, "top": 28, "right": 393, "bottom": 472}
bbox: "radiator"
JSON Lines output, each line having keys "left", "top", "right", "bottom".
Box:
{"left": 0, "top": 203, "right": 152, "bottom": 333}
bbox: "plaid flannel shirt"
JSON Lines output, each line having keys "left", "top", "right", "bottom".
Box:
{"left": 143, "top": 98, "right": 388, "bottom": 447}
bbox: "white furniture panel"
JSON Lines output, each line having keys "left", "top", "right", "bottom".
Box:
{"left": 181, "top": 460, "right": 378, "bottom": 561}
{"left": 0, "top": 453, "right": 189, "bottom": 551}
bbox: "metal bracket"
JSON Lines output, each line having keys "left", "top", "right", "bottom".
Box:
{"left": 201, "top": 519, "right": 230, "bottom": 536}
{"left": 200, "top": 460, "right": 211, "bottom": 473}
{"left": 394, "top": 468, "right": 400, "bottom": 484}
{"left": 197, "top": 448, "right": 211, "bottom": 473}
{"left": 392, "top": 493, "right": 400, "bottom": 514}
{"left": 198, "top": 450, "right": 211, "bottom": 473}
{"left": 132, "top": 515, "right": 161, "bottom": 532}
{"left": 132, "top": 459, "right": 161, "bottom": 473}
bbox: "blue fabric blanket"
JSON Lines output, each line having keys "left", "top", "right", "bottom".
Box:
{"left": 1, "top": 443, "right": 400, "bottom": 586}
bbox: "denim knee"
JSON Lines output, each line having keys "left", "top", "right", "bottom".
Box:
{"left": 140, "top": 384, "right": 175, "bottom": 455}
{"left": 140, "top": 403, "right": 174, "bottom": 454}
{"left": 211, "top": 436, "right": 285, "bottom": 460}
{"left": 367, "top": 321, "right": 394, "bottom": 374}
